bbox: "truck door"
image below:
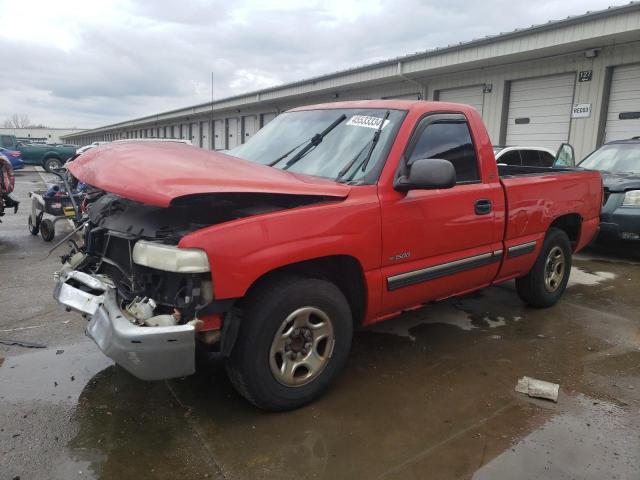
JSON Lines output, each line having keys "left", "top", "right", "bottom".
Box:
{"left": 378, "top": 113, "right": 504, "bottom": 315}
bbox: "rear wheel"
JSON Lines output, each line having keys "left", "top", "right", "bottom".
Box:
{"left": 225, "top": 275, "right": 353, "bottom": 411}
{"left": 40, "top": 218, "right": 55, "bottom": 242}
{"left": 516, "top": 227, "right": 572, "bottom": 308}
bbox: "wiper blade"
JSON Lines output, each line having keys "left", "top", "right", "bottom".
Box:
{"left": 267, "top": 138, "right": 309, "bottom": 167}
{"left": 335, "top": 111, "right": 390, "bottom": 181}
{"left": 267, "top": 114, "right": 347, "bottom": 169}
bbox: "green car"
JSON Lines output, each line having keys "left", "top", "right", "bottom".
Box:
{"left": 0, "top": 134, "right": 77, "bottom": 172}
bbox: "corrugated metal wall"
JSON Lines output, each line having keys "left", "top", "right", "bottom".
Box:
{"left": 67, "top": 41, "right": 640, "bottom": 161}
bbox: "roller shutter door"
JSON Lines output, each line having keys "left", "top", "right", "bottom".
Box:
{"left": 189, "top": 122, "right": 199, "bottom": 145}
{"left": 605, "top": 64, "right": 640, "bottom": 142}
{"left": 199, "top": 121, "right": 208, "bottom": 148}
{"left": 261, "top": 112, "right": 277, "bottom": 127}
{"left": 242, "top": 115, "right": 257, "bottom": 143}
{"left": 226, "top": 118, "right": 240, "bottom": 149}
{"left": 213, "top": 119, "right": 225, "bottom": 150}
{"left": 506, "top": 74, "right": 574, "bottom": 149}
{"left": 438, "top": 86, "right": 484, "bottom": 115}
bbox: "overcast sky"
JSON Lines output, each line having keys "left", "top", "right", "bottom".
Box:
{"left": 0, "top": 0, "right": 628, "bottom": 128}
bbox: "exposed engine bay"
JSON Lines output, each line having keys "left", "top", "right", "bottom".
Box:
{"left": 61, "top": 190, "right": 336, "bottom": 329}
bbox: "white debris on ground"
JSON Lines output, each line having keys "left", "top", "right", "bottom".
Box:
{"left": 515, "top": 376, "right": 560, "bottom": 402}
{"left": 484, "top": 316, "right": 506, "bottom": 328}
{"left": 568, "top": 267, "right": 616, "bottom": 287}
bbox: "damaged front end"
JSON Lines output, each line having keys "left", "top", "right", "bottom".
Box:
{"left": 54, "top": 191, "right": 329, "bottom": 380}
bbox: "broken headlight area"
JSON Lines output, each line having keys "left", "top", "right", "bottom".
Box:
{"left": 58, "top": 191, "right": 333, "bottom": 342}
{"left": 62, "top": 227, "right": 214, "bottom": 326}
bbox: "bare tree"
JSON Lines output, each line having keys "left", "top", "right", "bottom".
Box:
{"left": 1, "top": 114, "right": 47, "bottom": 129}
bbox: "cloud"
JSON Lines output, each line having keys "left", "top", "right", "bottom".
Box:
{"left": 0, "top": 0, "right": 627, "bottom": 128}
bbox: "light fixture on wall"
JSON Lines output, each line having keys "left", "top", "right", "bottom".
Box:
{"left": 584, "top": 48, "right": 600, "bottom": 58}
{"left": 483, "top": 84, "right": 493, "bottom": 93}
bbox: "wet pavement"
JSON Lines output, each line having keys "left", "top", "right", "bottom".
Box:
{"left": 1, "top": 169, "right": 639, "bottom": 479}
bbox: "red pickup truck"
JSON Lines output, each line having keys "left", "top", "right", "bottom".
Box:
{"left": 54, "top": 100, "right": 602, "bottom": 411}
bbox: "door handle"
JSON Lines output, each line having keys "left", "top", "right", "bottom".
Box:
{"left": 475, "top": 199, "right": 492, "bottom": 215}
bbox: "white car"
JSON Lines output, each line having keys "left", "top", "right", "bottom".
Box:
{"left": 493, "top": 146, "right": 556, "bottom": 167}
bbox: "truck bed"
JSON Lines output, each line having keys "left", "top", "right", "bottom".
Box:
{"left": 493, "top": 165, "right": 602, "bottom": 284}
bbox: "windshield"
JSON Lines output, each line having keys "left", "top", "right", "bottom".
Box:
{"left": 579, "top": 143, "right": 640, "bottom": 174}
{"left": 229, "top": 108, "right": 405, "bottom": 183}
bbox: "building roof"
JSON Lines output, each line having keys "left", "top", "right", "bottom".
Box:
{"left": 63, "top": 2, "right": 640, "bottom": 138}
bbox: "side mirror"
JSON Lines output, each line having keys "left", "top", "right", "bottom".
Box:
{"left": 554, "top": 143, "right": 575, "bottom": 167}
{"left": 395, "top": 158, "right": 456, "bottom": 192}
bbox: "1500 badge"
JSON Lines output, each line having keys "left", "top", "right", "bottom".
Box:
{"left": 389, "top": 252, "right": 411, "bottom": 261}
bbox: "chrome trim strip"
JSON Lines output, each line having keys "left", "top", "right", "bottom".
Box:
{"left": 507, "top": 241, "right": 537, "bottom": 258}
{"left": 387, "top": 251, "right": 501, "bottom": 291}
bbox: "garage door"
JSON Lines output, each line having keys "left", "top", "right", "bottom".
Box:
{"left": 261, "top": 112, "right": 277, "bottom": 127}
{"left": 242, "top": 115, "right": 257, "bottom": 143}
{"left": 199, "top": 121, "right": 209, "bottom": 148}
{"left": 213, "top": 119, "right": 225, "bottom": 150}
{"left": 506, "top": 74, "right": 574, "bottom": 149}
{"left": 438, "top": 86, "right": 484, "bottom": 115}
{"left": 605, "top": 64, "right": 640, "bottom": 142}
{"left": 190, "top": 122, "right": 199, "bottom": 146}
{"left": 227, "top": 118, "right": 240, "bottom": 149}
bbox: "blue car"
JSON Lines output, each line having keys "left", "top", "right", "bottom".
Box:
{"left": 0, "top": 147, "right": 24, "bottom": 170}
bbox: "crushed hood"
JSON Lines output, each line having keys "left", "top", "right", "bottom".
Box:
{"left": 68, "top": 141, "right": 351, "bottom": 207}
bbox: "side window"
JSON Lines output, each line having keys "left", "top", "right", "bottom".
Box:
{"left": 539, "top": 151, "right": 555, "bottom": 167}
{"left": 520, "top": 150, "right": 543, "bottom": 167}
{"left": 408, "top": 121, "right": 480, "bottom": 183}
{"left": 1, "top": 136, "right": 13, "bottom": 148}
{"left": 498, "top": 150, "right": 521, "bottom": 166}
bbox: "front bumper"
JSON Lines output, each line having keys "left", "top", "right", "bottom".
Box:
{"left": 598, "top": 192, "right": 640, "bottom": 243}
{"left": 53, "top": 269, "right": 195, "bottom": 380}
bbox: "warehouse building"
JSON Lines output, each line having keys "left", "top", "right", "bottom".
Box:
{"left": 0, "top": 127, "right": 86, "bottom": 144}
{"left": 62, "top": 3, "right": 640, "bottom": 161}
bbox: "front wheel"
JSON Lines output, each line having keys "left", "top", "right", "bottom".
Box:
{"left": 225, "top": 275, "right": 353, "bottom": 411}
{"left": 43, "top": 157, "right": 62, "bottom": 172}
{"left": 28, "top": 214, "right": 40, "bottom": 235}
{"left": 516, "top": 227, "right": 572, "bottom": 308}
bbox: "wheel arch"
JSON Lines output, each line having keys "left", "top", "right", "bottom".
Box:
{"left": 549, "top": 213, "right": 582, "bottom": 250}
{"left": 242, "top": 255, "right": 367, "bottom": 329}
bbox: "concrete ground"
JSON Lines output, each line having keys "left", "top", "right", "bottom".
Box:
{"left": 1, "top": 169, "right": 639, "bottom": 480}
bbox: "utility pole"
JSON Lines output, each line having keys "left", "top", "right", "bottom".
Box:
{"left": 210, "top": 72, "right": 214, "bottom": 150}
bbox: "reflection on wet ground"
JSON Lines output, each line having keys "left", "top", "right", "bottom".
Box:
{"left": 2, "top": 172, "right": 639, "bottom": 479}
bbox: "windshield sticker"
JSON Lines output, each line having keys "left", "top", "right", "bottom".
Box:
{"left": 346, "top": 115, "right": 390, "bottom": 130}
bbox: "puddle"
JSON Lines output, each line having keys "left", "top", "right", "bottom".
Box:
{"left": 365, "top": 302, "right": 521, "bottom": 340}
{"left": 366, "top": 303, "right": 477, "bottom": 340}
{"left": 0, "top": 341, "right": 112, "bottom": 404}
{"left": 568, "top": 267, "right": 617, "bottom": 287}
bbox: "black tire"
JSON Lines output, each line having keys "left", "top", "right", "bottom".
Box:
{"left": 516, "top": 227, "right": 572, "bottom": 308}
{"left": 40, "top": 218, "right": 55, "bottom": 242}
{"left": 43, "top": 157, "right": 63, "bottom": 172}
{"left": 28, "top": 214, "right": 40, "bottom": 235}
{"left": 225, "top": 275, "right": 353, "bottom": 411}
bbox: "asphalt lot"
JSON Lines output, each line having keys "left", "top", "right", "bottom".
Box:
{"left": 1, "top": 169, "right": 639, "bottom": 480}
